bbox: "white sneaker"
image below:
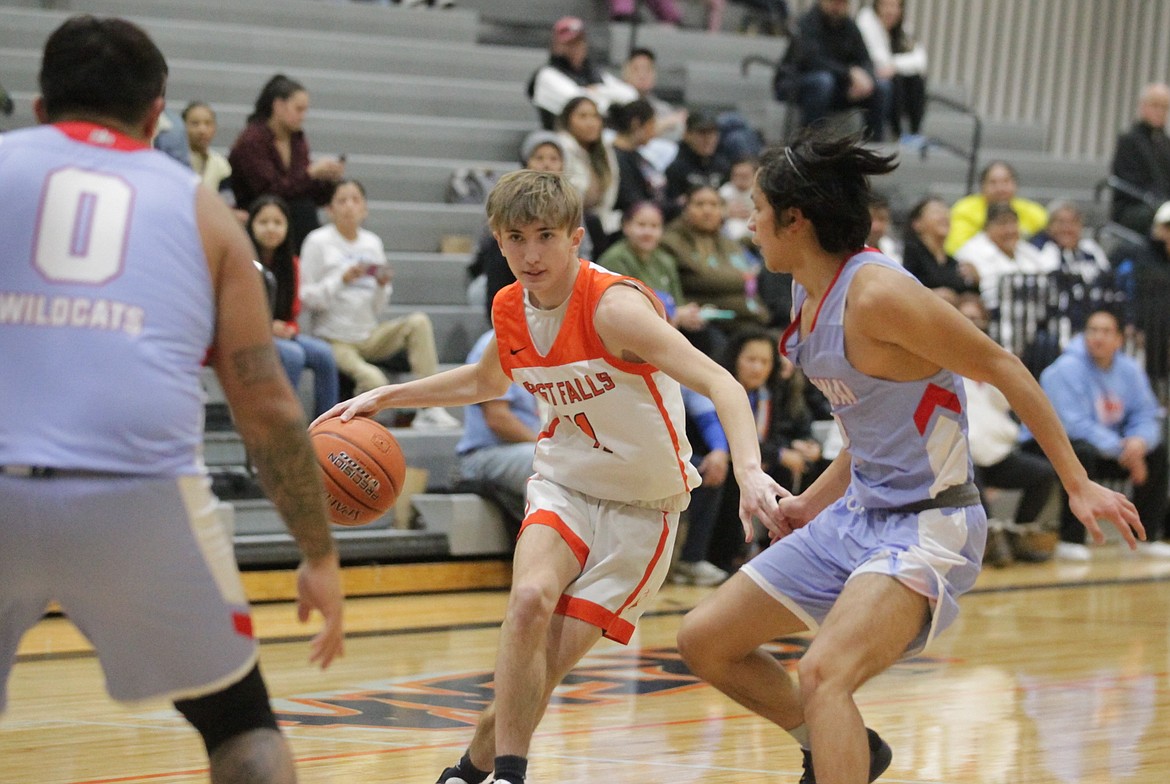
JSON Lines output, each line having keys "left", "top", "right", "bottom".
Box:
{"left": 1054, "top": 541, "right": 1091, "bottom": 561}
{"left": 670, "top": 560, "right": 729, "bottom": 586}
{"left": 1136, "top": 540, "right": 1170, "bottom": 558}
{"left": 412, "top": 407, "right": 461, "bottom": 429}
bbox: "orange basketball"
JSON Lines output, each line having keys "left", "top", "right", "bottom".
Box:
{"left": 309, "top": 416, "right": 407, "bottom": 526}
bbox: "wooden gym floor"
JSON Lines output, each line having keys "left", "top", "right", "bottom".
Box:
{"left": 4, "top": 546, "right": 1170, "bottom": 784}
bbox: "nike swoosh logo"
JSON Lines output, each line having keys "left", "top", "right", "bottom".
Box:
{"left": 509, "top": 346, "right": 527, "bottom": 355}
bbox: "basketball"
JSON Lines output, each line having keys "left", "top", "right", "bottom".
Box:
{"left": 310, "top": 416, "right": 407, "bottom": 526}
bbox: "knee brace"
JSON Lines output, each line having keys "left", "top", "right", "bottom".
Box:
{"left": 174, "top": 664, "right": 279, "bottom": 754}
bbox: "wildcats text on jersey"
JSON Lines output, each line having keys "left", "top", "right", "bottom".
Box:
{"left": 809, "top": 376, "right": 859, "bottom": 408}
{"left": 0, "top": 290, "right": 144, "bottom": 335}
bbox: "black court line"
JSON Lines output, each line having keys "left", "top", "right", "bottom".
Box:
{"left": 17, "top": 572, "right": 1170, "bottom": 663}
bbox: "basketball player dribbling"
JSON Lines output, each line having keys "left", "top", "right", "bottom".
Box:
{"left": 314, "top": 169, "right": 788, "bottom": 784}
{"left": 0, "top": 17, "right": 344, "bottom": 784}
{"left": 676, "top": 130, "right": 1145, "bottom": 784}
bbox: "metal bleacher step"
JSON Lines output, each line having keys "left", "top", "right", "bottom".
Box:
{"left": 385, "top": 252, "right": 475, "bottom": 306}
{"left": 411, "top": 493, "right": 512, "bottom": 557}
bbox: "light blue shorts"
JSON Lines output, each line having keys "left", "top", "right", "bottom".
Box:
{"left": 742, "top": 490, "right": 987, "bottom": 656}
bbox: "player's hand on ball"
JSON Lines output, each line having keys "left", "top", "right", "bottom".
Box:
{"left": 311, "top": 386, "right": 393, "bottom": 429}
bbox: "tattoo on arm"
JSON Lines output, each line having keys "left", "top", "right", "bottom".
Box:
{"left": 231, "top": 344, "right": 284, "bottom": 386}
{"left": 249, "top": 417, "right": 336, "bottom": 561}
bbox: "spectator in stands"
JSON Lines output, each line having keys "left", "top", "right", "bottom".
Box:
{"left": 724, "top": 1, "right": 791, "bottom": 35}
{"left": 527, "top": 16, "right": 638, "bottom": 130}
{"left": 610, "top": 98, "right": 668, "bottom": 218}
{"left": 945, "top": 160, "right": 1047, "bottom": 254}
{"left": 456, "top": 329, "right": 538, "bottom": 527}
{"left": 1026, "top": 308, "right": 1170, "bottom": 561}
{"left": 1030, "top": 200, "right": 1112, "bottom": 286}
{"left": 1110, "top": 82, "right": 1170, "bottom": 235}
{"left": 775, "top": 0, "right": 891, "bottom": 140}
{"left": 674, "top": 328, "right": 826, "bottom": 583}
{"left": 720, "top": 156, "right": 757, "bottom": 245}
{"left": 299, "top": 180, "right": 459, "bottom": 428}
{"left": 622, "top": 47, "right": 687, "bottom": 145}
{"left": 182, "top": 101, "right": 232, "bottom": 197}
{"left": 901, "top": 195, "right": 978, "bottom": 303}
{"left": 229, "top": 74, "right": 345, "bottom": 252}
{"left": 557, "top": 96, "right": 621, "bottom": 255}
{"left": 865, "top": 191, "right": 901, "bottom": 263}
{"left": 597, "top": 202, "right": 724, "bottom": 356}
{"left": 957, "top": 295, "right": 1057, "bottom": 563}
{"left": 246, "top": 195, "right": 340, "bottom": 418}
{"left": 856, "top": 0, "right": 927, "bottom": 145}
{"left": 955, "top": 203, "right": 1052, "bottom": 311}
{"left": 150, "top": 107, "right": 189, "bottom": 167}
{"left": 663, "top": 184, "right": 769, "bottom": 332}
{"left": 608, "top": 0, "right": 683, "bottom": 25}
{"left": 665, "top": 111, "right": 730, "bottom": 213}
{"left": 1115, "top": 201, "right": 1170, "bottom": 385}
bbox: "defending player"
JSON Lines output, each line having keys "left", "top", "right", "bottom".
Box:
{"left": 675, "top": 130, "right": 1144, "bottom": 784}
{"left": 0, "top": 16, "right": 344, "bottom": 784}
{"left": 314, "top": 169, "right": 786, "bottom": 784}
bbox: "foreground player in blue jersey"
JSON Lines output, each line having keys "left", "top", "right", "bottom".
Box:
{"left": 677, "top": 130, "right": 1144, "bottom": 784}
{"left": 0, "top": 16, "right": 344, "bottom": 784}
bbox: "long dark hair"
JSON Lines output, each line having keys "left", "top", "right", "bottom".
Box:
{"left": 756, "top": 127, "right": 898, "bottom": 254}
{"left": 247, "top": 74, "right": 305, "bottom": 124}
{"left": 873, "top": 0, "right": 913, "bottom": 54}
{"left": 559, "top": 96, "right": 612, "bottom": 193}
{"left": 246, "top": 195, "right": 296, "bottom": 321}
{"left": 722, "top": 327, "right": 783, "bottom": 391}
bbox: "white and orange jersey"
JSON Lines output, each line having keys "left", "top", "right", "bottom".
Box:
{"left": 493, "top": 260, "right": 700, "bottom": 510}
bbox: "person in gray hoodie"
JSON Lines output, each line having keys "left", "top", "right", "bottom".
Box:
{"left": 1026, "top": 308, "right": 1169, "bottom": 560}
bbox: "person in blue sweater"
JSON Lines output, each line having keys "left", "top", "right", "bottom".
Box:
{"left": 1028, "top": 308, "right": 1170, "bottom": 560}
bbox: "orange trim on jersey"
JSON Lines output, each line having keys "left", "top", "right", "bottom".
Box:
{"left": 520, "top": 509, "right": 589, "bottom": 569}
{"left": 555, "top": 595, "right": 636, "bottom": 644}
{"left": 54, "top": 121, "right": 151, "bottom": 151}
{"left": 612, "top": 511, "right": 671, "bottom": 625}
{"left": 536, "top": 415, "right": 561, "bottom": 442}
{"left": 642, "top": 375, "right": 693, "bottom": 492}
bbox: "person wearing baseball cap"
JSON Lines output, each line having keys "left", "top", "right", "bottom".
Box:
{"left": 526, "top": 16, "right": 638, "bottom": 130}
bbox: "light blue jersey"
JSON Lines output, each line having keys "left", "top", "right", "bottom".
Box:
{"left": 781, "top": 250, "right": 974, "bottom": 508}
{"left": 0, "top": 123, "right": 211, "bottom": 475}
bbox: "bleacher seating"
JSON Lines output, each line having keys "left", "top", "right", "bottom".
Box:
{"left": 0, "top": 0, "right": 1123, "bottom": 566}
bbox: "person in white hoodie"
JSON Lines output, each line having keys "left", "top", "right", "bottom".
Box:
{"left": 856, "top": 0, "right": 928, "bottom": 145}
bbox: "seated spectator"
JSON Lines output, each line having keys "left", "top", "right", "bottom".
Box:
{"left": 622, "top": 47, "right": 687, "bottom": 145}
{"left": 245, "top": 195, "right": 340, "bottom": 418}
{"left": 856, "top": 0, "right": 927, "bottom": 145}
{"left": 674, "top": 328, "right": 826, "bottom": 583}
{"left": 865, "top": 191, "right": 901, "bottom": 263}
{"left": 774, "top": 0, "right": 891, "bottom": 140}
{"left": 662, "top": 184, "right": 769, "bottom": 332}
{"left": 720, "top": 156, "right": 757, "bottom": 245}
{"left": 955, "top": 203, "right": 1053, "bottom": 311}
{"left": 608, "top": 0, "right": 682, "bottom": 25}
{"left": 723, "top": 1, "right": 791, "bottom": 35}
{"left": 1030, "top": 200, "right": 1113, "bottom": 287}
{"left": 556, "top": 96, "right": 621, "bottom": 255}
{"left": 956, "top": 294, "right": 1056, "bottom": 564}
{"left": 901, "top": 195, "right": 978, "bottom": 302}
{"left": 1109, "top": 82, "right": 1170, "bottom": 235}
{"left": 229, "top": 74, "right": 345, "bottom": 252}
{"left": 665, "top": 112, "right": 730, "bottom": 213}
{"left": 299, "top": 180, "right": 459, "bottom": 428}
{"left": 526, "top": 17, "right": 638, "bottom": 130}
{"left": 182, "top": 101, "right": 232, "bottom": 196}
{"left": 151, "top": 107, "right": 189, "bottom": 167}
{"left": 597, "top": 202, "right": 724, "bottom": 357}
{"left": 610, "top": 99, "right": 668, "bottom": 218}
{"left": 1115, "top": 201, "right": 1170, "bottom": 385}
{"left": 1024, "top": 308, "right": 1170, "bottom": 561}
{"left": 945, "top": 160, "right": 1047, "bottom": 254}
{"left": 456, "top": 329, "right": 538, "bottom": 527}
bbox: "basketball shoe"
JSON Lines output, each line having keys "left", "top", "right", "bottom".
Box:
{"left": 799, "top": 728, "right": 892, "bottom": 784}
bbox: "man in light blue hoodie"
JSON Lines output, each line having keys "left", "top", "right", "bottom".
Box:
{"left": 1030, "top": 308, "right": 1169, "bottom": 560}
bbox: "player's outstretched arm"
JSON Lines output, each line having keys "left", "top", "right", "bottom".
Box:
{"left": 199, "top": 187, "right": 345, "bottom": 667}
{"left": 854, "top": 265, "right": 1145, "bottom": 548}
{"left": 593, "top": 285, "right": 788, "bottom": 540}
{"left": 311, "top": 338, "right": 512, "bottom": 427}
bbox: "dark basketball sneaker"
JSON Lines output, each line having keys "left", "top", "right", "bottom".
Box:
{"left": 798, "top": 728, "right": 892, "bottom": 784}
{"left": 435, "top": 768, "right": 471, "bottom": 784}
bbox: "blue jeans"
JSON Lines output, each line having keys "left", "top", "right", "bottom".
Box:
{"left": 275, "top": 334, "right": 339, "bottom": 417}
{"left": 796, "top": 70, "right": 892, "bottom": 141}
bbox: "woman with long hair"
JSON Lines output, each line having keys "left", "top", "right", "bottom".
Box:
{"left": 557, "top": 95, "right": 620, "bottom": 255}
{"left": 245, "top": 195, "right": 340, "bottom": 417}
{"left": 229, "top": 74, "right": 345, "bottom": 251}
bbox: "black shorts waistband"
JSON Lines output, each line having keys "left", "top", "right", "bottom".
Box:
{"left": 889, "top": 482, "right": 982, "bottom": 513}
{"left": 0, "top": 465, "right": 127, "bottom": 479}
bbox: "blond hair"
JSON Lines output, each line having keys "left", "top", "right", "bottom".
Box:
{"left": 486, "top": 170, "right": 582, "bottom": 235}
